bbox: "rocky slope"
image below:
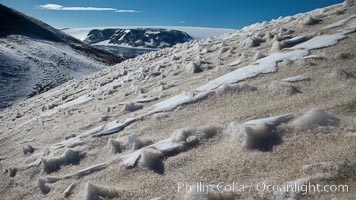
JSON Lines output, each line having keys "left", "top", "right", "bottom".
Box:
{"left": 0, "top": 1, "right": 356, "bottom": 200}
{"left": 0, "top": 4, "right": 122, "bottom": 109}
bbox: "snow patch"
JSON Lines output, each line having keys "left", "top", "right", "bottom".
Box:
{"left": 291, "top": 34, "right": 346, "bottom": 50}
{"left": 40, "top": 95, "right": 93, "bottom": 117}
{"left": 283, "top": 75, "right": 310, "bottom": 82}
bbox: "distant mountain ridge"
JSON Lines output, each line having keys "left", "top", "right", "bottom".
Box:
{"left": 84, "top": 28, "right": 193, "bottom": 48}
{"left": 62, "top": 26, "right": 236, "bottom": 41}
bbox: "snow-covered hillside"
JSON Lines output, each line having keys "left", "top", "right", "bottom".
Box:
{"left": 0, "top": 4, "right": 122, "bottom": 109}
{"left": 0, "top": 1, "right": 356, "bottom": 200}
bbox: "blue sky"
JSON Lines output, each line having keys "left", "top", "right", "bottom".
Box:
{"left": 0, "top": 0, "right": 344, "bottom": 29}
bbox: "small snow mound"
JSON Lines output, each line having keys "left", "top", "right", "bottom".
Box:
{"left": 84, "top": 182, "right": 119, "bottom": 200}
{"left": 122, "top": 102, "right": 143, "bottom": 112}
{"left": 23, "top": 144, "right": 34, "bottom": 155}
{"left": 254, "top": 51, "right": 266, "bottom": 61}
{"left": 42, "top": 149, "right": 83, "bottom": 174}
{"left": 200, "top": 47, "right": 211, "bottom": 54}
{"left": 5, "top": 166, "right": 17, "bottom": 177}
{"left": 138, "top": 148, "right": 164, "bottom": 174}
{"left": 172, "top": 54, "right": 181, "bottom": 60}
{"left": 271, "top": 41, "right": 282, "bottom": 53}
{"left": 268, "top": 81, "right": 300, "bottom": 95}
{"left": 185, "top": 61, "right": 202, "bottom": 74}
{"left": 333, "top": 52, "right": 353, "bottom": 60}
{"left": 128, "top": 133, "right": 151, "bottom": 150}
{"left": 292, "top": 108, "right": 339, "bottom": 129}
{"left": 194, "top": 125, "right": 221, "bottom": 140}
{"left": 38, "top": 178, "right": 51, "bottom": 195}
{"left": 219, "top": 46, "right": 230, "bottom": 54}
{"left": 216, "top": 83, "right": 256, "bottom": 96}
{"left": 240, "top": 37, "right": 260, "bottom": 48}
{"left": 226, "top": 122, "right": 281, "bottom": 151}
{"left": 107, "top": 138, "right": 121, "bottom": 154}
{"left": 172, "top": 129, "right": 192, "bottom": 143}
{"left": 300, "top": 15, "right": 321, "bottom": 26}
{"left": 328, "top": 69, "right": 354, "bottom": 80}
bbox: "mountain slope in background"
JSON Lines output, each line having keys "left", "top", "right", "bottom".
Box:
{"left": 63, "top": 26, "right": 235, "bottom": 58}
{"left": 84, "top": 28, "right": 193, "bottom": 48}
{"left": 0, "top": 4, "right": 123, "bottom": 109}
{"left": 63, "top": 26, "right": 236, "bottom": 41}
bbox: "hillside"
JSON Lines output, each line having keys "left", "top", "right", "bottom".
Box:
{"left": 0, "top": 4, "right": 122, "bottom": 109}
{"left": 0, "top": 1, "right": 355, "bottom": 200}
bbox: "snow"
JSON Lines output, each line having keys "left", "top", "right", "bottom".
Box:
{"left": 284, "top": 35, "right": 309, "bottom": 46}
{"left": 40, "top": 109, "right": 59, "bottom": 118}
{"left": 27, "top": 152, "right": 44, "bottom": 168}
{"left": 198, "top": 50, "right": 308, "bottom": 91}
{"left": 52, "top": 125, "right": 105, "bottom": 149}
{"left": 92, "top": 121, "right": 124, "bottom": 137}
{"left": 254, "top": 50, "right": 309, "bottom": 65}
{"left": 18, "top": 117, "right": 38, "bottom": 128}
{"left": 119, "top": 30, "right": 130, "bottom": 41}
{"left": 58, "top": 95, "right": 93, "bottom": 110}
{"left": 135, "top": 96, "right": 159, "bottom": 103}
{"left": 291, "top": 34, "right": 346, "bottom": 50}
{"left": 338, "top": 17, "right": 356, "bottom": 34}
{"left": 244, "top": 114, "right": 293, "bottom": 128}
{"left": 227, "top": 58, "right": 247, "bottom": 66}
{"left": 92, "top": 118, "right": 137, "bottom": 137}
{"left": 42, "top": 88, "right": 64, "bottom": 98}
{"left": 151, "top": 50, "right": 308, "bottom": 113}
{"left": 303, "top": 55, "right": 323, "bottom": 59}
{"left": 149, "top": 138, "right": 183, "bottom": 154}
{"left": 200, "top": 64, "right": 275, "bottom": 91}
{"left": 121, "top": 150, "right": 142, "bottom": 168}
{"left": 153, "top": 91, "right": 210, "bottom": 112}
{"left": 40, "top": 95, "right": 93, "bottom": 117}
{"left": 95, "top": 41, "right": 158, "bottom": 51}
{"left": 323, "top": 14, "right": 356, "bottom": 29}
{"left": 283, "top": 75, "right": 310, "bottom": 82}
